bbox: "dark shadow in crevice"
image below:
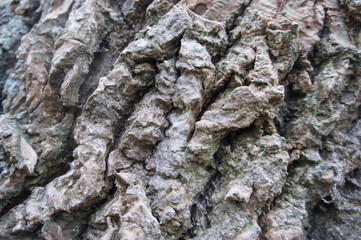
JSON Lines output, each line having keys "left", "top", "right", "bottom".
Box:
{"left": 76, "top": 180, "right": 117, "bottom": 239}
{"left": 190, "top": 3, "right": 208, "bottom": 16}
{"left": 0, "top": 190, "right": 32, "bottom": 218}
{"left": 179, "top": 149, "right": 224, "bottom": 239}
{"left": 306, "top": 194, "right": 337, "bottom": 240}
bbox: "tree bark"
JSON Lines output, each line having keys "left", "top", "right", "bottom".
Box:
{"left": 0, "top": 0, "right": 361, "bottom": 239}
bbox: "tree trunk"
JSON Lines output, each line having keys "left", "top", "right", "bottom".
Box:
{"left": 0, "top": 0, "right": 361, "bottom": 239}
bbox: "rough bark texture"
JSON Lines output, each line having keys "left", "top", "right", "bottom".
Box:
{"left": 0, "top": 0, "right": 361, "bottom": 239}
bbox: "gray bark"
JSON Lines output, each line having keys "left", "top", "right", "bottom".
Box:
{"left": 0, "top": 0, "right": 361, "bottom": 239}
